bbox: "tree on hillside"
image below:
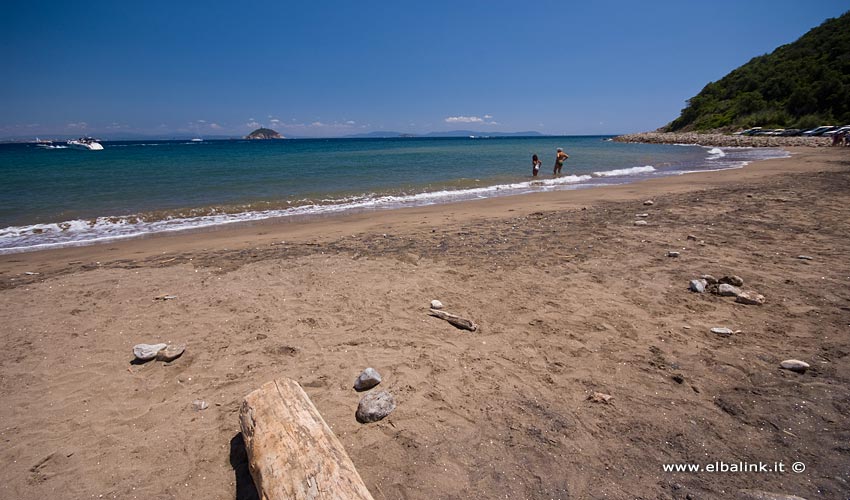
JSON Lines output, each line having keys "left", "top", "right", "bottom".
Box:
{"left": 666, "top": 11, "right": 850, "bottom": 132}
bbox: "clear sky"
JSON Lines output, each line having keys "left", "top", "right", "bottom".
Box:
{"left": 1, "top": 1, "right": 847, "bottom": 138}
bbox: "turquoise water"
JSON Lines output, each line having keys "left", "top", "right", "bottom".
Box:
{"left": 0, "top": 136, "right": 788, "bottom": 253}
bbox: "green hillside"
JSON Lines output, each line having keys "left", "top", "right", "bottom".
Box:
{"left": 666, "top": 11, "right": 850, "bottom": 132}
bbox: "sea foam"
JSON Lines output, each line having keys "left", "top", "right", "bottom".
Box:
{"left": 592, "top": 165, "right": 656, "bottom": 177}
{"left": 706, "top": 147, "right": 726, "bottom": 159}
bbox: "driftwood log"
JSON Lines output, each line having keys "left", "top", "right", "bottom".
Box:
{"left": 428, "top": 308, "right": 478, "bottom": 331}
{"left": 239, "top": 378, "right": 374, "bottom": 500}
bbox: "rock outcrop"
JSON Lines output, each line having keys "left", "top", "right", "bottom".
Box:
{"left": 245, "top": 128, "right": 284, "bottom": 140}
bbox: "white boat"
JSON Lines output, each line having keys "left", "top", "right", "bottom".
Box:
{"left": 190, "top": 138, "right": 203, "bottom": 142}
{"left": 67, "top": 137, "right": 104, "bottom": 151}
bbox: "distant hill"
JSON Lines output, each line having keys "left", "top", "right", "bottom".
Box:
{"left": 344, "top": 130, "right": 543, "bottom": 138}
{"left": 343, "top": 131, "right": 409, "bottom": 138}
{"left": 666, "top": 10, "right": 850, "bottom": 132}
{"left": 424, "top": 130, "right": 543, "bottom": 137}
{"left": 245, "top": 128, "right": 284, "bottom": 139}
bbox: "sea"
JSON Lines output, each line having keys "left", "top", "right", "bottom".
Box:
{"left": 0, "top": 136, "right": 789, "bottom": 254}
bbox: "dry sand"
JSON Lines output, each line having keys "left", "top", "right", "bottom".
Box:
{"left": 1, "top": 148, "right": 849, "bottom": 499}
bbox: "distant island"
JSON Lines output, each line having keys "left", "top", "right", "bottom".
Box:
{"left": 245, "top": 128, "right": 285, "bottom": 140}
{"left": 344, "top": 130, "right": 544, "bottom": 139}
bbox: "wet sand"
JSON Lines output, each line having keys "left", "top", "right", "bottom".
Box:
{"left": 1, "top": 147, "right": 848, "bottom": 499}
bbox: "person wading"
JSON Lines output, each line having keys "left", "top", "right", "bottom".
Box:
{"left": 553, "top": 148, "right": 569, "bottom": 175}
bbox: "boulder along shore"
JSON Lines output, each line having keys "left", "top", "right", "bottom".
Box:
{"left": 614, "top": 131, "right": 833, "bottom": 147}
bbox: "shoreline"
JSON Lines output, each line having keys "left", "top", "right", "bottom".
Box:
{"left": 0, "top": 142, "right": 788, "bottom": 258}
{"left": 0, "top": 146, "right": 833, "bottom": 276}
{"left": 1, "top": 147, "right": 848, "bottom": 499}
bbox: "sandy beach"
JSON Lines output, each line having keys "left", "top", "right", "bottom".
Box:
{"left": 1, "top": 147, "right": 849, "bottom": 499}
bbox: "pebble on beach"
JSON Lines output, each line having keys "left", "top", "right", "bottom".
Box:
{"left": 710, "top": 327, "right": 735, "bottom": 336}
{"left": 780, "top": 359, "right": 810, "bottom": 373}
{"left": 156, "top": 344, "right": 186, "bottom": 362}
{"left": 689, "top": 279, "right": 707, "bottom": 293}
{"left": 430, "top": 299, "right": 444, "bottom": 310}
{"left": 643, "top": 200, "right": 654, "bottom": 206}
{"left": 587, "top": 392, "right": 613, "bottom": 404}
{"left": 634, "top": 220, "right": 648, "bottom": 226}
{"left": 717, "top": 284, "right": 742, "bottom": 297}
{"left": 667, "top": 251, "right": 680, "bottom": 258}
{"left": 738, "top": 489, "right": 809, "bottom": 500}
{"left": 719, "top": 275, "right": 745, "bottom": 287}
{"left": 192, "top": 400, "right": 209, "bottom": 411}
{"left": 736, "top": 291, "right": 766, "bottom": 305}
{"left": 354, "top": 367, "right": 382, "bottom": 392}
{"left": 356, "top": 391, "right": 396, "bottom": 423}
{"left": 133, "top": 343, "right": 168, "bottom": 361}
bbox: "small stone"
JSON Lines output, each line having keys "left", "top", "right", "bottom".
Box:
{"left": 643, "top": 200, "right": 654, "bottom": 206}
{"left": 192, "top": 400, "right": 209, "bottom": 411}
{"left": 356, "top": 391, "right": 396, "bottom": 423}
{"left": 780, "top": 359, "right": 810, "bottom": 373}
{"left": 133, "top": 343, "right": 168, "bottom": 361}
{"left": 667, "top": 251, "right": 680, "bottom": 258}
{"left": 430, "top": 300, "right": 444, "bottom": 310}
{"left": 354, "top": 367, "right": 382, "bottom": 391}
{"left": 154, "top": 294, "right": 177, "bottom": 301}
{"left": 711, "top": 327, "right": 734, "bottom": 336}
{"left": 797, "top": 255, "right": 813, "bottom": 261}
{"left": 635, "top": 213, "right": 649, "bottom": 218}
{"left": 719, "top": 275, "right": 744, "bottom": 287}
{"left": 738, "top": 488, "right": 808, "bottom": 500}
{"left": 634, "top": 220, "right": 648, "bottom": 226}
{"left": 736, "top": 291, "right": 765, "bottom": 305}
{"left": 686, "top": 235, "right": 698, "bottom": 241}
{"left": 689, "top": 279, "right": 707, "bottom": 293}
{"left": 587, "top": 392, "right": 613, "bottom": 404}
{"left": 156, "top": 344, "right": 186, "bottom": 362}
{"left": 701, "top": 274, "right": 718, "bottom": 285}
{"left": 717, "top": 283, "right": 742, "bottom": 297}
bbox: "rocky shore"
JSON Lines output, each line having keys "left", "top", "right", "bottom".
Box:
{"left": 614, "top": 131, "right": 832, "bottom": 147}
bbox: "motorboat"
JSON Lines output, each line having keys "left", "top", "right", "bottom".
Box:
{"left": 67, "top": 137, "right": 104, "bottom": 150}
{"left": 190, "top": 138, "right": 203, "bottom": 142}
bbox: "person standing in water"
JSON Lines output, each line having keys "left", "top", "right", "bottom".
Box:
{"left": 531, "top": 154, "right": 542, "bottom": 177}
{"left": 553, "top": 148, "right": 569, "bottom": 175}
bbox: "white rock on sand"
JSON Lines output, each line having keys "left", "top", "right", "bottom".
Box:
{"left": 356, "top": 391, "right": 396, "bottom": 423}
{"left": 353, "top": 367, "right": 382, "bottom": 391}
{"left": 780, "top": 359, "right": 810, "bottom": 373}
{"left": 133, "top": 343, "right": 168, "bottom": 361}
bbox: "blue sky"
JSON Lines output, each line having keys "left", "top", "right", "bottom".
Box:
{"left": 1, "top": 1, "right": 847, "bottom": 138}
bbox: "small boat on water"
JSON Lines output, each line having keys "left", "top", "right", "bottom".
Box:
{"left": 190, "top": 138, "right": 203, "bottom": 142}
{"left": 67, "top": 137, "right": 104, "bottom": 151}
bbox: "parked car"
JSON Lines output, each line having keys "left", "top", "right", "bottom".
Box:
{"left": 779, "top": 129, "right": 803, "bottom": 136}
{"left": 802, "top": 126, "right": 836, "bottom": 136}
{"left": 822, "top": 125, "right": 850, "bottom": 137}
{"left": 740, "top": 127, "right": 763, "bottom": 136}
